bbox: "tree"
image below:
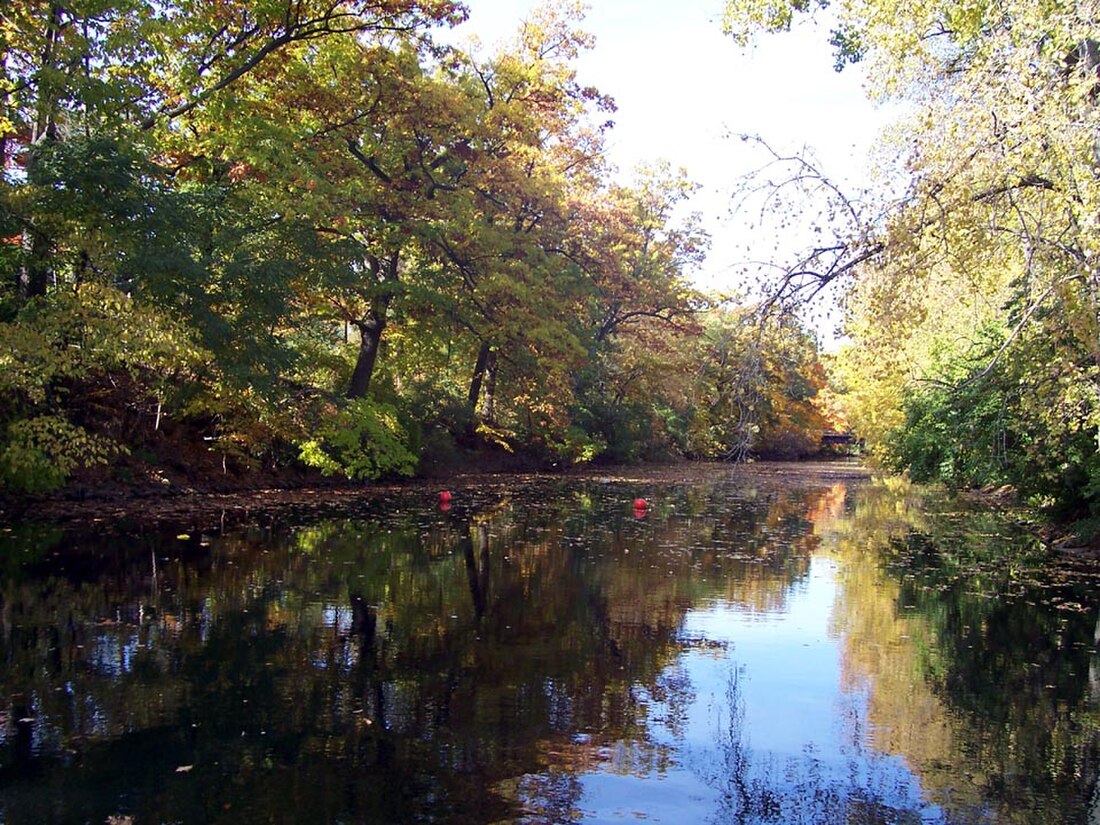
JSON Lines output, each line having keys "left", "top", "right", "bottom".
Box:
{"left": 567, "top": 164, "right": 706, "bottom": 351}
{"left": 425, "top": 1, "right": 614, "bottom": 438}
{"left": 1, "top": 0, "right": 464, "bottom": 299}
{"left": 560, "top": 165, "right": 707, "bottom": 460}
{"left": 723, "top": 0, "right": 1100, "bottom": 520}
{"left": 0, "top": 0, "right": 468, "bottom": 489}
{"left": 690, "top": 307, "right": 832, "bottom": 461}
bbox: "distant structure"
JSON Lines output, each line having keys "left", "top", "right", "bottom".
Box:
{"left": 820, "top": 431, "right": 860, "bottom": 452}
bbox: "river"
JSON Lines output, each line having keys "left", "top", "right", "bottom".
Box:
{"left": 2, "top": 464, "right": 1099, "bottom": 823}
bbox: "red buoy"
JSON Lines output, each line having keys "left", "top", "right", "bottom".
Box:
{"left": 633, "top": 498, "right": 647, "bottom": 510}
{"left": 439, "top": 490, "right": 453, "bottom": 503}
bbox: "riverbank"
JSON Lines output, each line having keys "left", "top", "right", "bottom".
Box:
{"left": 10, "top": 458, "right": 1093, "bottom": 560}
{"left": 0, "top": 459, "right": 872, "bottom": 531}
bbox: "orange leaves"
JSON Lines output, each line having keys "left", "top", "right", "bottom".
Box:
{"left": 226, "top": 162, "right": 266, "bottom": 183}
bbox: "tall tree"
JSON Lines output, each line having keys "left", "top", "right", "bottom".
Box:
{"left": 1, "top": 0, "right": 464, "bottom": 301}
{"left": 419, "top": 2, "right": 614, "bottom": 436}
{"left": 723, "top": 0, "right": 1100, "bottom": 517}
{"left": 560, "top": 165, "right": 707, "bottom": 459}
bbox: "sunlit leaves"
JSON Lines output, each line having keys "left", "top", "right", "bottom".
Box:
{"left": 689, "top": 307, "right": 834, "bottom": 460}
{"left": 0, "top": 0, "right": 767, "bottom": 489}
{"left": 0, "top": 283, "right": 205, "bottom": 490}
{"left": 0, "top": 414, "right": 121, "bottom": 492}
{"left": 298, "top": 397, "right": 418, "bottom": 479}
{"left": 725, "top": 0, "right": 1100, "bottom": 521}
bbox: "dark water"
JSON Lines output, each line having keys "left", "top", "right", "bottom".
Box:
{"left": 2, "top": 468, "right": 1100, "bottom": 824}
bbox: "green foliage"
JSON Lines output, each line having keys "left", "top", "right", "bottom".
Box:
{"left": 542, "top": 425, "right": 607, "bottom": 466}
{"left": 690, "top": 309, "right": 834, "bottom": 461}
{"left": 0, "top": 0, "right": 860, "bottom": 496}
{"left": 298, "top": 399, "right": 417, "bottom": 480}
{"left": 0, "top": 284, "right": 204, "bottom": 492}
{"left": 0, "top": 415, "right": 122, "bottom": 493}
{"left": 727, "top": 0, "right": 1100, "bottom": 527}
{"left": 575, "top": 396, "right": 653, "bottom": 463}
{"left": 572, "top": 382, "right": 690, "bottom": 464}
{"left": 888, "top": 381, "right": 1012, "bottom": 491}
{"left": 880, "top": 309, "right": 1100, "bottom": 524}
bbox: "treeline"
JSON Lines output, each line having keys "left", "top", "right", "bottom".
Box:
{"left": 0, "top": 0, "right": 837, "bottom": 493}
{"left": 725, "top": 0, "right": 1100, "bottom": 531}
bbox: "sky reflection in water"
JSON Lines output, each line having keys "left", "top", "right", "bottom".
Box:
{"left": 1, "top": 469, "right": 1099, "bottom": 824}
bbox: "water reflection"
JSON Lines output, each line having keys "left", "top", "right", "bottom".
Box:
{"left": 0, "top": 470, "right": 1098, "bottom": 823}
{"left": 824, "top": 480, "right": 1100, "bottom": 824}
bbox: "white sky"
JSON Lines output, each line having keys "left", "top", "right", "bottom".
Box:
{"left": 453, "top": 1, "right": 898, "bottom": 329}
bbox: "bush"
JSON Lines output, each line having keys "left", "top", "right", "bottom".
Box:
{"left": 888, "top": 381, "right": 1013, "bottom": 490}
{"left": 0, "top": 416, "right": 122, "bottom": 493}
{"left": 885, "top": 330, "right": 1100, "bottom": 527}
{"left": 0, "top": 284, "right": 204, "bottom": 493}
{"left": 298, "top": 398, "right": 417, "bottom": 480}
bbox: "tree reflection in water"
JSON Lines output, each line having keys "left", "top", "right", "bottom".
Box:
{"left": 705, "top": 666, "right": 934, "bottom": 824}
{"left": 824, "top": 480, "right": 1100, "bottom": 824}
{"left": 1, "top": 471, "right": 1099, "bottom": 823}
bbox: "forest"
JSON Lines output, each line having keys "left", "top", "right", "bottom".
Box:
{"left": 2, "top": 0, "right": 1099, "bottom": 534}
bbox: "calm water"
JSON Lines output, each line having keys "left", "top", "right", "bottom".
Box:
{"left": 2, "top": 468, "right": 1100, "bottom": 824}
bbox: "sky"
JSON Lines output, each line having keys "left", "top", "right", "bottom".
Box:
{"left": 450, "top": 1, "right": 899, "bottom": 336}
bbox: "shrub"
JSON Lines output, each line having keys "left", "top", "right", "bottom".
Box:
{"left": 298, "top": 398, "right": 417, "bottom": 480}
{"left": 0, "top": 415, "right": 123, "bottom": 493}
{"left": 0, "top": 284, "right": 203, "bottom": 492}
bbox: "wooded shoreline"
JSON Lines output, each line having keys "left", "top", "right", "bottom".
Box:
{"left": 4, "top": 1, "right": 1099, "bottom": 542}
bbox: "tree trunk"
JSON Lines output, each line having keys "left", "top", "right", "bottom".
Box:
{"left": 462, "top": 521, "right": 491, "bottom": 619}
{"left": 345, "top": 252, "right": 399, "bottom": 399}
{"left": 467, "top": 340, "right": 491, "bottom": 410}
{"left": 19, "top": 228, "right": 51, "bottom": 300}
{"left": 18, "top": 4, "right": 63, "bottom": 301}
{"left": 479, "top": 347, "right": 498, "bottom": 423}
{"left": 462, "top": 532, "right": 485, "bottom": 619}
{"left": 347, "top": 314, "right": 385, "bottom": 399}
